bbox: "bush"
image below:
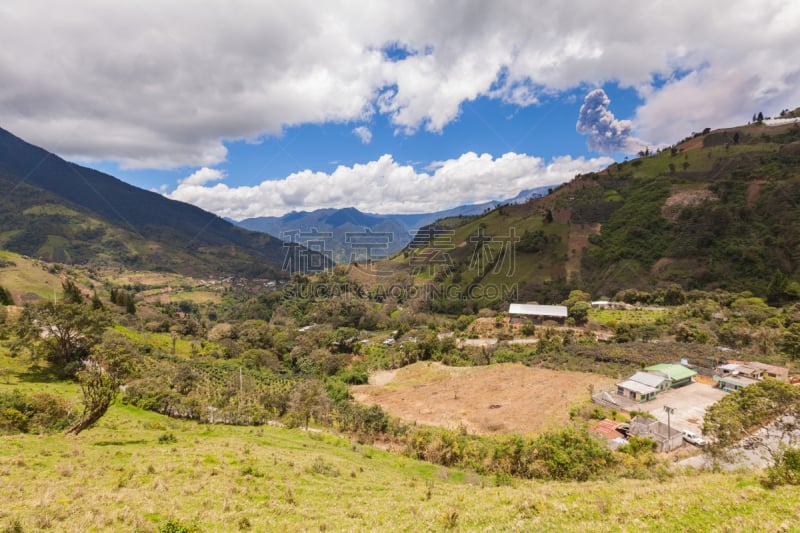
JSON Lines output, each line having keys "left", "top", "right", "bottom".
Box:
{"left": 159, "top": 519, "right": 192, "bottom": 533}
{"left": 158, "top": 432, "right": 177, "bottom": 444}
{"left": 762, "top": 448, "right": 800, "bottom": 488}
{"left": 0, "top": 390, "right": 73, "bottom": 434}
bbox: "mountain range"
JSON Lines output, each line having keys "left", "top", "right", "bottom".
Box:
{"left": 233, "top": 188, "right": 551, "bottom": 262}
{"left": 2, "top": 109, "right": 799, "bottom": 301}
{"left": 0, "top": 127, "right": 316, "bottom": 277}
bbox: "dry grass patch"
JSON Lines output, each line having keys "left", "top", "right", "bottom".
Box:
{"left": 353, "top": 362, "right": 614, "bottom": 435}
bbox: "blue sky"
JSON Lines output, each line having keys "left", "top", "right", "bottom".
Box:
{"left": 1, "top": 1, "right": 798, "bottom": 218}
{"left": 92, "top": 83, "right": 640, "bottom": 194}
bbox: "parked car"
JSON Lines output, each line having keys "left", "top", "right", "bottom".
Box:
{"left": 682, "top": 430, "right": 707, "bottom": 446}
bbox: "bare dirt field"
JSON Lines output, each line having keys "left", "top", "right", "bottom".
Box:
{"left": 352, "top": 362, "right": 615, "bottom": 436}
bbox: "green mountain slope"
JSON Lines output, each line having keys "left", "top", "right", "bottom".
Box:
{"left": 390, "top": 119, "right": 800, "bottom": 306}
{"left": 0, "top": 127, "right": 314, "bottom": 277}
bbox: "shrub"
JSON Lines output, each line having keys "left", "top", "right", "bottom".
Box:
{"left": 159, "top": 519, "right": 191, "bottom": 533}
{"left": 0, "top": 390, "right": 73, "bottom": 434}
{"left": 762, "top": 447, "right": 800, "bottom": 488}
{"left": 158, "top": 432, "right": 177, "bottom": 444}
{"left": 306, "top": 456, "right": 340, "bottom": 477}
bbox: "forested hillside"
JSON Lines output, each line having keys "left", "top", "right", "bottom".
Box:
{"left": 390, "top": 120, "right": 800, "bottom": 307}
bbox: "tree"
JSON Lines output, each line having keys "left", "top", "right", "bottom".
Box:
{"left": 66, "top": 330, "right": 139, "bottom": 435}
{"left": 781, "top": 323, "right": 800, "bottom": 359}
{"left": 568, "top": 301, "right": 591, "bottom": 324}
{"left": 757, "top": 111, "right": 764, "bottom": 123}
{"left": 704, "top": 380, "right": 800, "bottom": 464}
{"left": 288, "top": 379, "right": 331, "bottom": 430}
{"left": 18, "top": 302, "right": 111, "bottom": 377}
{"left": 0, "top": 285, "right": 13, "bottom": 306}
{"left": 766, "top": 270, "right": 790, "bottom": 305}
{"left": 62, "top": 280, "right": 84, "bottom": 304}
{"left": 733, "top": 131, "right": 740, "bottom": 145}
{"left": 668, "top": 162, "right": 676, "bottom": 174}
{"left": 90, "top": 291, "right": 104, "bottom": 310}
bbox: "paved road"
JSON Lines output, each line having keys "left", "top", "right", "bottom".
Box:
{"left": 641, "top": 382, "right": 727, "bottom": 434}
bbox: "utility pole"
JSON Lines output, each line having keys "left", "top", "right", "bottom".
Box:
{"left": 238, "top": 367, "right": 243, "bottom": 418}
{"left": 664, "top": 405, "right": 675, "bottom": 452}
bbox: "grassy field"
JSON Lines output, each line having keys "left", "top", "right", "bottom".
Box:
{"left": 0, "top": 251, "right": 63, "bottom": 302}
{"left": 1, "top": 360, "right": 800, "bottom": 531}
{"left": 2, "top": 400, "right": 800, "bottom": 532}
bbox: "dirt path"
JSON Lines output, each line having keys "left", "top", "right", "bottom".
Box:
{"left": 352, "top": 362, "right": 614, "bottom": 436}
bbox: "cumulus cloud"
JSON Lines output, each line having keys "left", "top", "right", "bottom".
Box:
{"left": 180, "top": 167, "right": 226, "bottom": 186}
{"left": 1, "top": 1, "right": 798, "bottom": 167}
{"left": 167, "top": 152, "right": 612, "bottom": 219}
{"left": 352, "top": 126, "right": 372, "bottom": 144}
{"left": 576, "top": 89, "right": 649, "bottom": 154}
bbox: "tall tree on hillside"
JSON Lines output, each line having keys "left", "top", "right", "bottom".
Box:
{"left": 18, "top": 302, "right": 110, "bottom": 377}
{"left": 66, "top": 330, "right": 139, "bottom": 435}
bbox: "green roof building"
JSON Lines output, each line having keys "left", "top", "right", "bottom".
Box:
{"left": 645, "top": 363, "right": 697, "bottom": 388}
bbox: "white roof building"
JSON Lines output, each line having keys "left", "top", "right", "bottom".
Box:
{"left": 508, "top": 303, "right": 568, "bottom": 318}
{"left": 628, "top": 371, "right": 668, "bottom": 389}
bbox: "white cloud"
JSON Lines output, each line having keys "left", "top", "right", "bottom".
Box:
{"left": 352, "top": 126, "right": 372, "bottom": 144}
{"left": 0, "top": 1, "right": 798, "bottom": 167}
{"left": 180, "top": 167, "right": 226, "bottom": 186}
{"left": 167, "top": 152, "right": 613, "bottom": 219}
{"left": 576, "top": 89, "right": 649, "bottom": 154}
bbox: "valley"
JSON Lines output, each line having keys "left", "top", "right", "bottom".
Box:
{"left": 2, "top": 114, "right": 800, "bottom": 531}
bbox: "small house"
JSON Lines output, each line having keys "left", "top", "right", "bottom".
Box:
{"left": 714, "top": 374, "right": 760, "bottom": 392}
{"left": 747, "top": 362, "right": 790, "bottom": 382}
{"left": 615, "top": 370, "right": 671, "bottom": 403}
{"left": 712, "top": 360, "right": 790, "bottom": 391}
{"left": 616, "top": 379, "right": 659, "bottom": 403}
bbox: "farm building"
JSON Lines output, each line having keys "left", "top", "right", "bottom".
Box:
{"left": 645, "top": 363, "right": 697, "bottom": 388}
{"left": 508, "top": 303, "right": 568, "bottom": 324}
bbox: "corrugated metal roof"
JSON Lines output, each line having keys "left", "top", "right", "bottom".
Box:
{"left": 617, "top": 380, "right": 659, "bottom": 395}
{"left": 508, "top": 303, "right": 568, "bottom": 317}
{"left": 589, "top": 419, "right": 626, "bottom": 441}
{"left": 630, "top": 371, "right": 667, "bottom": 388}
{"left": 646, "top": 363, "right": 697, "bottom": 381}
{"left": 748, "top": 361, "right": 789, "bottom": 377}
